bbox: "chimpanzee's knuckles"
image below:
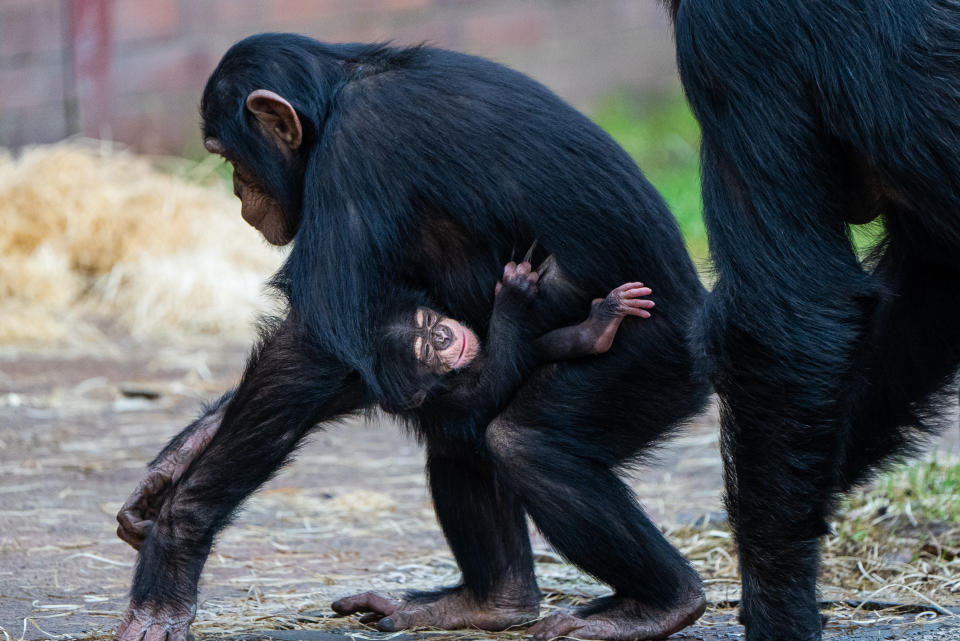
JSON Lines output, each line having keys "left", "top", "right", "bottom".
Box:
{"left": 115, "top": 608, "right": 137, "bottom": 639}
{"left": 115, "top": 610, "right": 150, "bottom": 641}
{"left": 116, "top": 604, "right": 195, "bottom": 641}
{"left": 117, "top": 511, "right": 144, "bottom": 548}
{"left": 116, "top": 524, "right": 144, "bottom": 550}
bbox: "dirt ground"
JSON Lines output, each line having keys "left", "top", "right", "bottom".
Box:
{"left": 1, "top": 338, "right": 957, "bottom": 640}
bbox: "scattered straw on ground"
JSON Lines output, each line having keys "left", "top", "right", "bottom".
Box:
{"left": 0, "top": 141, "right": 283, "bottom": 345}
{"left": 667, "top": 454, "right": 960, "bottom": 616}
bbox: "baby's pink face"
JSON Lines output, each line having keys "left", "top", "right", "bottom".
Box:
{"left": 413, "top": 307, "right": 479, "bottom": 373}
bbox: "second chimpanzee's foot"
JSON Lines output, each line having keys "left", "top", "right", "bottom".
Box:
{"left": 528, "top": 590, "right": 706, "bottom": 641}
{"left": 332, "top": 584, "right": 541, "bottom": 632}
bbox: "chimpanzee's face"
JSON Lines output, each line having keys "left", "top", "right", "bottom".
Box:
{"left": 229, "top": 161, "right": 291, "bottom": 246}
{"left": 413, "top": 307, "right": 479, "bottom": 373}
{"left": 203, "top": 89, "right": 303, "bottom": 246}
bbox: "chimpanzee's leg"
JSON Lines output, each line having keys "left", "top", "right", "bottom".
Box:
{"left": 484, "top": 405, "right": 705, "bottom": 641}
{"left": 332, "top": 446, "right": 540, "bottom": 631}
{"left": 696, "top": 131, "right": 883, "bottom": 641}
{"left": 841, "top": 216, "right": 960, "bottom": 484}
{"left": 115, "top": 316, "right": 365, "bottom": 641}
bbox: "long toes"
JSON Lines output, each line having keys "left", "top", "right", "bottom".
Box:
{"left": 375, "top": 607, "right": 425, "bottom": 632}
{"left": 528, "top": 613, "right": 584, "bottom": 641}
{"left": 116, "top": 612, "right": 148, "bottom": 641}
{"left": 376, "top": 615, "right": 409, "bottom": 632}
{"left": 377, "top": 606, "right": 451, "bottom": 632}
{"left": 358, "top": 613, "right": 384, "bottom": 624}
{"left": 332, "top": 592, "right": 397, "bottom": 616}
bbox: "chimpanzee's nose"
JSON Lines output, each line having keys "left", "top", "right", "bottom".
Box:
{"left": 433, "top": 325, "right": 452, "bottom": 349}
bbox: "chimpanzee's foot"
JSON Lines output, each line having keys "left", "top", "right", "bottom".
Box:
{"left": 332, "top": 585, "right": 541, "bottom": 632}
{"left": 528, "top": 590, "right": 705, "bottom": 641}
{"left": 115, "top": 602, "right": 196, "bottom": 641}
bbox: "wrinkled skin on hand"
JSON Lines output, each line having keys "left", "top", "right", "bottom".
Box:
{"left": 116, "top": 409, "right": 223, "bottom": 550}
{"left": 116, "top": 602, "right": 196, "bottom": 641}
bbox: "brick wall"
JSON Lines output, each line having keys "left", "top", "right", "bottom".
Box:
{"left": 0, "top": 0, "right": 678, "bottom": 154}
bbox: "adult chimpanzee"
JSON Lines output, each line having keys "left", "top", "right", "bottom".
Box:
{"left": 664, "top": 2, "right": 960, "bottom": 640}
{"left": 115, "top": 33, "right": 711, "bottom": 641}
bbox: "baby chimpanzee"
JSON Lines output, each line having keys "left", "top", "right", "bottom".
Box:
{"left": 376, "top": 260, "right": 653, "bottom": 415}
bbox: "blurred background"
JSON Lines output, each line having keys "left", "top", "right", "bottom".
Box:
{"left": 0, "top": 0, "right": 704, "bottom": 347}
{"left": 2, "top": 0, "right": 678, "bottom": 151}
{"left": 1, "top": 3, "right": 955, "bottom": 640}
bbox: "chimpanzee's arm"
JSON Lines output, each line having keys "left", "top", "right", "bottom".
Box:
{"left": 441, "top": 262, "right": 540, "bottom": 411}
{"left": 116, "top": 314, "right": 367, "bottom": 641}
{"left": 117, "top": 390, "right": 234, "bottom": 550}
{"left": 535, "top": 282, "right": 653, "bottom": 360}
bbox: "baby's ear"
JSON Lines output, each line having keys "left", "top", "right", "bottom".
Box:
{"left": 410, "top": 390, "right": 427, "bottom": 408}
{"left": 379, "top": 390, "right": 427, "bottom": 414}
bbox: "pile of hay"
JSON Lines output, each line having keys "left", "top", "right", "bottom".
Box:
{"left": 0, "top": 142, "right": 284, "bottom": 345}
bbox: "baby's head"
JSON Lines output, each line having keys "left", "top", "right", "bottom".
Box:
{"left": 377, "top": 306, "right": 480, "bottom": 412}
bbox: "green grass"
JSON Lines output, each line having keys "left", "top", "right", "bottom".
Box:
{"left": 593, "top": 93, "right": 708, "bottom": 263}
{"left": 873, "top": 455, "right": 960, "bottom": 524}
{"left": 835, "top": 454, "right": 960, "bottom": 547}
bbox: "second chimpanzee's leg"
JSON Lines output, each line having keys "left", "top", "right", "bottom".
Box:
{"left": 332, "top": 446, "right": 540, "bottom": 631}
{"left": 696, "top": 133, "right": 881, "bottom": 641}
{"left": 115, "top": 317, "right": 365, "bottom": 641}
{"left": 841, "top": 216, "right": 960, "bottom": 485}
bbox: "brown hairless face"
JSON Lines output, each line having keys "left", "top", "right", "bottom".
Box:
{"left": 203, "top": 89, "right": 303, "bottom": 246}
{"left": 229, "top": 160, "right": 291, "bottom": 245}
{"left": 413, "top": 307, "right": 480, "bottom": 373}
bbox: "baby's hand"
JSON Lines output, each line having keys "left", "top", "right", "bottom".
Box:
{"left": 495, "top": 261, "right": 539, "bottom": 301}
{"left": 587, "top": 282, "right": 654, "bottom": 354}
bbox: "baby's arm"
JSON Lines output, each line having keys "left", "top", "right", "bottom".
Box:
{"left": 534, "top": 282, "right": 653, "bottom": 361}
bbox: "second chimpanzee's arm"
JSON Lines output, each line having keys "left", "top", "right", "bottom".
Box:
{"left": 535, "top": 282, "right": 653, "bottom": 360}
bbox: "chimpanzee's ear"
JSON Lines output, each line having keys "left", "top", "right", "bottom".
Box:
{"left": 245, "top": 89, "right": 303, "bottom": 151}
{"left": 409, "top": 390, "right": 427, "bottom": 408}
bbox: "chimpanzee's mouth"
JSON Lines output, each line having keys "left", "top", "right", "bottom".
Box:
{"left": 454, "top": 328, "right": 469, "bottom": 369}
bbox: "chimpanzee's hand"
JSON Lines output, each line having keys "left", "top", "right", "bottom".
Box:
{"left": 116, "top": 466, "right": 173, "bottom": 550}
{"left": 117, "top": 412, "right": 221, "bottom": 550}
{"left": 591, "top": 282, "right": 654, "bottom": 321}
{"left": 495, "top": 261, "right": 539, "bottom": 301}
{"left": 586, "top": 282, "right": 654, "bottom": 354}
{"left": 115, "top": 601, "right": 196, "bottom": 641}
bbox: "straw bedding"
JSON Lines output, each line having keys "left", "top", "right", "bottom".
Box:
{"left": 0, "top": 142, "right": 283, "bottom": 345}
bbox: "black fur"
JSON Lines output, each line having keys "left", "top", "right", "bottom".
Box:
{"left": 128, "top": 33, "right": 710, "bottom": 628}
{"left": 668, "top": 2, "right": 960, "bottom": 640}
